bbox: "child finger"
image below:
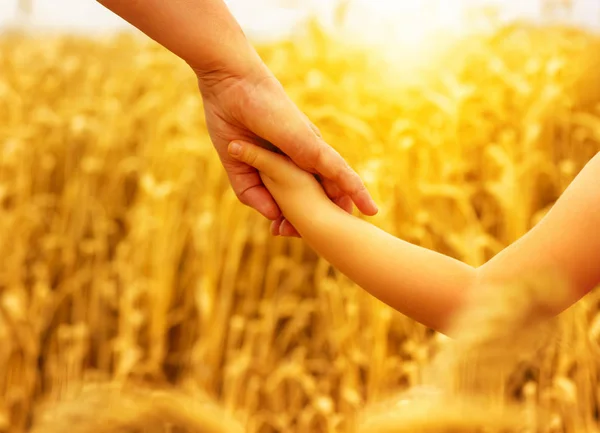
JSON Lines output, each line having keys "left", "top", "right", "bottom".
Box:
{"left": 228, "top": 140, "right": 288, "bottom": 177}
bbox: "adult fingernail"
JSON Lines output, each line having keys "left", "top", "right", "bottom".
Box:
{"left": 229, "top": 142, "right": 242, "bottom": 156}
{"left": 270, "top": 220, "right": 280, "bottom": 236}
{"left": 371, "top": 198, "right": 379, "bottom": 213}
{"left": 275, "top": 219, "right": 284, "bottom": 236}
{"left": 371, "top": 202, "right": 379, "bottom": 215}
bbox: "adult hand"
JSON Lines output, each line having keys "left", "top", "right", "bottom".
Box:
{"left": 198, "top": 64, "right": 378, "bottom": 237}
{"left": 97, "top": 0, "right": 377, "bottom": 237}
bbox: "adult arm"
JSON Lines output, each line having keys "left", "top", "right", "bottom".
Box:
{"left": 97, "top": 0, "right": 259, "bottom": 80}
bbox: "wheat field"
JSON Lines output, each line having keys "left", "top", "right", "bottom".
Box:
{"left": 1, "top": 20, "right": 600, "bottom": 433}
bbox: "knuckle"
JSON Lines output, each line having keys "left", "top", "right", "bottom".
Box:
{"left": 235, "top": 187, "right": 253, "bottom": 206}
{"left": 290, "top": 143, "right": 310, "bottom": 165}
{"left": 289, "top": 134, "right": 322, "bottom": 171}
{"left": 236, "top": 192, "right": 251, "bottom": 206}
{"left": 331, "top": 159, "right": 365, "bottom": 197}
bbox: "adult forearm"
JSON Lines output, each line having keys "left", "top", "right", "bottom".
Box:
{"left": 97, "top": 0, "right": 262, "bottom": 80}
{"left": 283, "top": 196, "right": 477, "bottom": 333}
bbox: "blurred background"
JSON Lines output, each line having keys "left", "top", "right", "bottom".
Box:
{"left": 1, "top": 1, "right": 600, "bottom": 433}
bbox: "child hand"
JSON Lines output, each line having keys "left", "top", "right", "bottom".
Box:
{"left": 227, "top": 140, "right": 338, "bottom": 235}
{"left": 227, "top": 140, "right": 324, "bottom": 194}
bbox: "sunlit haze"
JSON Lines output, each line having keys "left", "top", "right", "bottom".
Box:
{"left": 0, "top": 0, "right": 598, "bottom": 38}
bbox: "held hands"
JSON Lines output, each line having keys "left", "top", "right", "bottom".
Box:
{"left": 97, "top": 0, "right": 376, "bottom": 237}
{"left": 227, "top": 140, "right": 328, "bottom": 235}
{"left": 227, "top": 140, "right": 321, "bottom": 191}
{"left": 197, "top": 65, "right": 377, "bottom": 237}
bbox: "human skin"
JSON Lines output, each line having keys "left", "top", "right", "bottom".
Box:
{"left": 228, "top": 139, "right": 600, "bottom": 334}
{"left": 97, "top": 0, "right": 379, "bottom": 237}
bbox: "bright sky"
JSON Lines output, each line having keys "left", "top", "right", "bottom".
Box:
{"left": 0, "top": 0, "right": 598, "bottom": 39}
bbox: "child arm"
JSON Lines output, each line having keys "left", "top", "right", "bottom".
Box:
{"left": 476, "top": 152, "right": 600, "bottom": 312}
{"left": 228, "top": 141, "right": 600, "bottom": 332}
{"left": 228, "top": 141, "right": 477, "bottom": 332}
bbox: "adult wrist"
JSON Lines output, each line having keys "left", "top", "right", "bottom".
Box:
{"left": 191, "top": 39, "right": 267, "bottom": 98}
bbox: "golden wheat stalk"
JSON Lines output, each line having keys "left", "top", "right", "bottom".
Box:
{"left": 29, "top": 382, "right": 244, "bottom": 433}
{"left": 359, "top": 271, "right": 574, "bottom": 433}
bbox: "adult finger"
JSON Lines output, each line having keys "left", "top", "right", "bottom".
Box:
{"left": 223, "top": 158, "right": 281, "bottom": 220}
{"left": 279, "top": 219, "right": 301, "bottom": 238}
{"left": 270, "top": 217, "right": 284, "bottom": 236}
{"left": 228, "top": 141, "right": 304, "bottom": 238}
{"left": 311, "top": 144, "right": 378, "bottom": 216}
{"left": 320, "top": 178, "right": 354, "bottom": 215}
{"left": 271, "top": 216, "right": 301, "bottom": 238}
{"left": 334, "top": 195, "right": 353, "bottom": 214}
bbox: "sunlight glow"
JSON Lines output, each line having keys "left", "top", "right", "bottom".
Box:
{"left": 334, "top": 0, "right": 469, "bottom": 72}
{"left": 328, "top": 0, "right": 595, "bottom": 72}
{"left": 342, "top": 0, "right": 466, "bottom": 47}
